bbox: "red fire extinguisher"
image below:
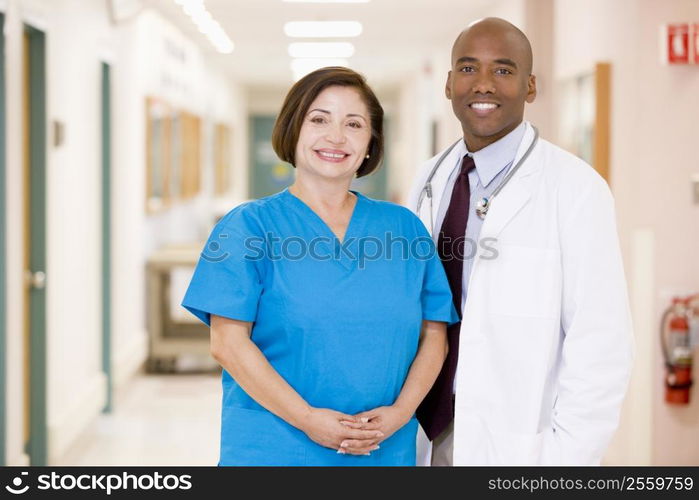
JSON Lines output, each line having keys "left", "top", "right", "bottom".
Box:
{"left": 689, "top": 294, "right": 699, "bottom": 358}
{"left": 661, "top": 297, "right": 693, "bottom": 404}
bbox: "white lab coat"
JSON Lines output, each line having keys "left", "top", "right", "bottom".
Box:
{"left": 407, "top": 122, "right": 634, "bottom": 465}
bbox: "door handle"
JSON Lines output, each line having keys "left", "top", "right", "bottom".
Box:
{"left": 24, "top": 270, "right": 47, "bottom": 290}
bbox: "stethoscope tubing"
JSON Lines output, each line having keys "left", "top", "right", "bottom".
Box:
{"left": 417, "top": 125, "right": 539, "bottom": 232}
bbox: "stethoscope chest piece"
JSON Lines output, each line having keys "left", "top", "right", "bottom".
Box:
{"left": 417, "top": 126, "right": 539, "bottom": 230}
{"left": 475, "top": 197, "right": 489, "bottom": 219}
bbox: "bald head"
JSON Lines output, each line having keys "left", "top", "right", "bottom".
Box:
{"left": 452, "top": 17, "right": 533, "bottom": 75}
{"left": 445, "top": 16, "right": 537, "bottom": 151}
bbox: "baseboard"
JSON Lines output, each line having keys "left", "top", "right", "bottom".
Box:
{"left": 48, "top": 372, "right": 107, "bottom": 463}
{"left": 113, "top": 330, "right": 148, "bottom": 391}
{"left": 8, "top": 452, "right": 30, "bottom": 466}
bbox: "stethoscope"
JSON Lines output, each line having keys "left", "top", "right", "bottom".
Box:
{"left": 416, "top": 125, "right": 539, "bottom": 233}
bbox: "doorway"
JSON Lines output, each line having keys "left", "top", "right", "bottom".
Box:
{"left": 23, "top": 23, "right": 47, "bottom": 466}
{"left": 101, "top": 61, "right": 113, "bottom": 413}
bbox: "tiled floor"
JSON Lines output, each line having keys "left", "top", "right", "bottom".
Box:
{"left": 55, "top": 372, "right": 222, "bottom": 466}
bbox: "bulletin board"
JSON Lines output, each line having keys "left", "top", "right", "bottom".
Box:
{"left": 213, "top": 123, "right": 231, "bottom": 196}
{"left": 146, "top": 97, "right": 202, "bottom": 212}
{"left": 180, "top": 112, "right": 201, "bottom": 200}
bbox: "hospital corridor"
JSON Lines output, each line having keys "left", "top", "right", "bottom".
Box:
{"left": 1, "top": 0, "right": 699, "bottom": 467}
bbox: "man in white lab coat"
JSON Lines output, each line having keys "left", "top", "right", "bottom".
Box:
{"left": 408, "top": 17, "right": 633, "bottom": 465}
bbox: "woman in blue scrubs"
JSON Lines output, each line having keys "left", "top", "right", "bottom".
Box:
{"left": 182, "top": 67, "right": 457, "bottom": 466}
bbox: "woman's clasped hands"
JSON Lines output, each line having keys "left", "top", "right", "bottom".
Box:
{"left": 300, "top": 406, "right": 411, "bottom": 456}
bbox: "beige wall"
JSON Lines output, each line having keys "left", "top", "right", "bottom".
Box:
{"left": 523, "top": 0, "right": 555, "bottom": 139}
{"left": 636, "top": 0, "right": 699, "bottom": 466}
{"left": 555, "top": 0, "right": 699, "bottom": 465}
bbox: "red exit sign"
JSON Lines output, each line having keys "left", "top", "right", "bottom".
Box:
{"left": 662, "top": 23, "right": 699, "bottom": 64}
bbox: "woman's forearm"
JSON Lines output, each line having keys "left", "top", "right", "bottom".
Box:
{"left": 393, "top": 320, "right": 449, "bottom": 418}
{"left": 210, "top": 315, "right": 312, "bottom": 430}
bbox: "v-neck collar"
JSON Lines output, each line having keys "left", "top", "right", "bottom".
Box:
{"left": 283, "top": 188, "right": 365, "bottom": 245}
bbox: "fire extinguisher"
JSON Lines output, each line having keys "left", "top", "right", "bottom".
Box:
{"left": 689, "top": 295, "right": 699, "bottom": 357}
{"left": 660, "top": 297, "right": 693, "bottom": 404}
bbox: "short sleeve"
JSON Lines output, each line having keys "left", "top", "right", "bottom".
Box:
{"left": 412, "top": 216, "right": 459, "bottom": 326}
{"left": 181, "top": 207, "right": 264, "bottom": 326}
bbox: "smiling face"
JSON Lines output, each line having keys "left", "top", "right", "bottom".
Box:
{"left": 294, "top": 85, "right": 372, "bottom": 182}
{"left": 446, "top": 19, "right": 536, "bottom": 151}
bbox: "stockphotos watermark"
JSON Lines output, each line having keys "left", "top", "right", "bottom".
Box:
{"left": 4, "top": 470, "right": 192, "bottom": 496}
{"left": 201, "top": 231, "right": 499, "bottom": 269}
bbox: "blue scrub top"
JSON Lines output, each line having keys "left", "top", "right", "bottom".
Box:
{"left": 182, "top": 189, "right": 457, "bottom": 466}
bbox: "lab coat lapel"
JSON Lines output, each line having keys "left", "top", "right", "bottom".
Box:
{"left": 479, "top": 123, "right": 541, "bottom": 242}
{"left": 478, "top": 181, "right": 532, "bottom": 241}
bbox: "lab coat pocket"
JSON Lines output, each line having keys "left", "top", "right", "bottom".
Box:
{"left": 489, "top": 429, "right": 545, "bottom": 465}
{"left": 454, "top": 414, "right": 545, "bottom": 465}
{"left": 487, "top": 244, "right": 561, "bottom": 318}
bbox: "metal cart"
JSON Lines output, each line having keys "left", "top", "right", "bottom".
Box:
{"left": 145, "top": 244, "right": 213, "bottom": 372}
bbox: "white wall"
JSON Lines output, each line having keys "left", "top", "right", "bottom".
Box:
{"left": 2, "top": 0, "right": 247, "bottom": 464}
{"left": 110, "top": 2, "right": 249, "bottom": 431}
{"left": 555, "top": 0, "right": 699, "bottom": 465}
{"left": 44, "top": 0, "right": 113, "bottom": 463}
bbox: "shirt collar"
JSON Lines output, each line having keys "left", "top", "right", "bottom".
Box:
{"left": 457, "top": 121, "right": 527, "bottom": 188}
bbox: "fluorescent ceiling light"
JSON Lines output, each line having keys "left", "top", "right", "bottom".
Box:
{"left": 174, "top": 0, "right": 234, "bottom": 54}
{"left": 284, "top": 21, "right": 362, "bottom": 38}
{"left": 288, "top": 42, "right": 355, "bottom": 58}
{"left": 291, "top": 58, "right": 349, "bottom": 80}
{"left": 283, "top": 1, "right": 370, "bottom": 3}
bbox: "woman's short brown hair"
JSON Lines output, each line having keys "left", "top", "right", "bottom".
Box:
{"left": 272, "top": 66, "right": 384, "bottom": 178}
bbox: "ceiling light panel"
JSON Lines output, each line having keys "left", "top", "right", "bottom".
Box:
{"left": 174, "top": 0, "right": 234, "bottom": 54}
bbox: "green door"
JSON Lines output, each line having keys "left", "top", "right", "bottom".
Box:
{"left": 350, "top": 118, "right": 389, "bottom": 200}
{"left": 249, "top": 115, "right": 293, "bottom": 199}
{"left": 24, "top": 24, "right": 47, "bottom": 466}
{"left": 101, "top": 62, "right": 113, "bottom": 413}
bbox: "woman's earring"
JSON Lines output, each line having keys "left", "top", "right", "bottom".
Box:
{"left": 365, "top": 154, "right": 370, "bottom": 159}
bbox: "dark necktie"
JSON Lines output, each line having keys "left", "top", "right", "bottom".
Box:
{"left": 416, "top": 154, "right": 475, "bottom": 441}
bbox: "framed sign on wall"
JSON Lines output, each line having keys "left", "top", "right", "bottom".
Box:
{"left": 558, "top": 62, "right": 611, "bottom": 184}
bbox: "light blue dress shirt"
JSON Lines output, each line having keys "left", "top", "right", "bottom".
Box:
{"left": 435, "top": 122, "right": 526, "bottom": 312}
